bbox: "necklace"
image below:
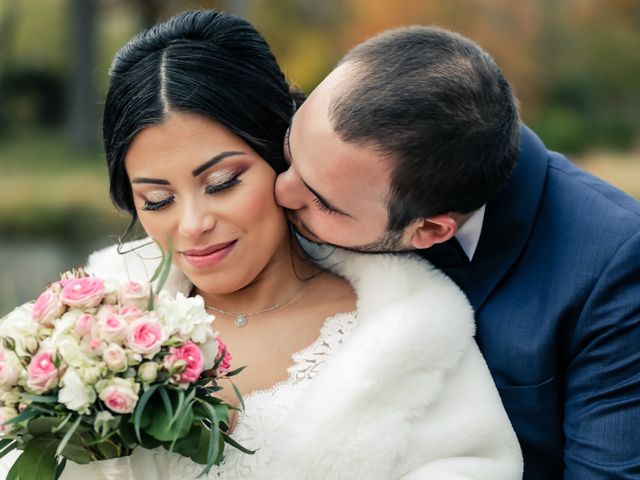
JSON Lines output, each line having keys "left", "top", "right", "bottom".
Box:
{"left": 205, "top": 282, "right": 308, "bottom": 327}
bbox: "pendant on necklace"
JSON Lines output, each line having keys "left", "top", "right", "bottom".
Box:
{"left": 234, "top": 315, "right": 248, "bottom": 328}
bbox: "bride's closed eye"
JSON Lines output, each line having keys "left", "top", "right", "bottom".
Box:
{"left": 142, "top": 191, "right": 175, "bottom": 211}
{"left": 203, "top": 169, "right": 243, "bottom": 195}
{"left": 140, "top": 169, "right": 244, "bottom": 211}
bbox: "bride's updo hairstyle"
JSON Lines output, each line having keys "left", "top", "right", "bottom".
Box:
{"left": 103, "top": 10, "right": 294, "bottom": 219}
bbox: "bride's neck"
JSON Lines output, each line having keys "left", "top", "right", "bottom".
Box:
{"left": 194, "top": 238, "right": 318, "bottom": 315}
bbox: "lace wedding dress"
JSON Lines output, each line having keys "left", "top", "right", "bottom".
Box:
{"left": 168, "top": 311, "right": 358, "bottom": 479}
{"left": 0, "top": 311, "right": 357, "bottom": 480}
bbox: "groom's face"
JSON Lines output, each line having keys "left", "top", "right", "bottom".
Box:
{"left": 275, "top": 65, "right": 412, "bottom": 252}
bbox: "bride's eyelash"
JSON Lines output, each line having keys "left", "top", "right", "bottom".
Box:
{"left": 140, "top": 173, "right": 242, "bottom": 212}
{"left": 205, "top": 176, "right": 242, "bottom": 194}
{"left": 142, "top": 195, "right": 174, "bottom": 211}
{"left": 312, "top": 196, "right": 336, "bottom": 214}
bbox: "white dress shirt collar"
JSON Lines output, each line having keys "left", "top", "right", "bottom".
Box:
{"left": 454, "top": 205, "right": 485, "bottom": 260}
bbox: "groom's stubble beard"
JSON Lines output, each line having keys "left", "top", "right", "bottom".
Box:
{"left": 287, "top": 211, "right": 410, "bottom": 254}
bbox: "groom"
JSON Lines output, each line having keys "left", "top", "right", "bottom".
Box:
{"left": 275, "top": 26, "right": 640, "bottom": 479}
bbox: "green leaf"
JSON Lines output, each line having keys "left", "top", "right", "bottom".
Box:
{"left": 26, "top": 416, "right": 64, "bottom": 436}
{"left": 95, "top": 441, "right": 119, "bottom": 460}
{"left": 154, "top": 239, "right": 173, "bottom": 293}
{"left": 20, "top": 393, "right": 59, "bottom": 404}
{"left": 0, "top": 440, "right": 17, "bottom": 460}
{"left": 229, "top": 380, "right": 245, "bottom": 411}
{"left": 19, "top": 437, "right": 59, "bottom": 479}
{"left": 5, "top": 450, "right": 22, "bottom": 480}
{"left": 3, "top": 407, "right": 39, "bottom": 425}
{"left": 50, "top": 414, "right": 73, "bottom": 434}
{"left": 158, "top": 387, "right": 174, "bottom": 421}
{"left": 147, "top": 239, "right": 173, "bottom": 310}
{"left": 146, "top": 403, "right": 193, "bottom": 442}
{"left": 55, "top": 415, "right": 82, "bottom": 457}
{"left": 196, "top": 400, "right": 223, "bottom": 475}
{"left": 173, "top": 425, "right": 202, "bottom": 459}
{"left": 224, "top": 366, "right": 247, "bottom": 378}
{"left": 0, "top": 438, "right": 12, "bottom": 449}
{"left": 60, "top": 442, "right": 91, "bottom": 465}
{"left": 222, "top": 433, "right": 256, "bottom": 455}
{"left": 170, "top": 388, "right": 196, "bottom": 428}
{"left": 133, "top": 383, "right": 161, "bottom": 442}
{"left": 55, "top": 458, "right": 67, "bottom": 480}
{"left": 189, "top": 425, "right": 210, "bottom": 465}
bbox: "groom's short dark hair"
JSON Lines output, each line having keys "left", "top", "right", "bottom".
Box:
{"left": 330, "top": 26, "right": 520, "bottom": 231}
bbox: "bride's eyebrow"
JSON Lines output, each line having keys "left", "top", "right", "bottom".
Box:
{"left": 131, "top": 177, "right": 170, "bottom": 185}
{"left": 130, "top": 151, "right": 246, "bottom": 185}
{"left": 191, "top": 151, "right": 245, "bottom": 177}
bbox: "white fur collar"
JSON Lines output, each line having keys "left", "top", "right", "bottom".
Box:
{"left": 87, "top": 239, "right": 475, "bottom": 479}
{"left": 258, "top": 245, "right": 475, "bottom": 479}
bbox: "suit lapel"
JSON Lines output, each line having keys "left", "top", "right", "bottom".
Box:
{"left": 462, "top": 125, "right": 549, "bottom": 311}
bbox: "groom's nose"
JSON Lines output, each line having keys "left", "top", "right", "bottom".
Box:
{"left": 275, "top": 168, "right": 306, "bottom": 210}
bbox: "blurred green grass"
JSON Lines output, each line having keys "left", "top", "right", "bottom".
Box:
{"left": 0, "top": 131, "right": 128, "bottom": 243}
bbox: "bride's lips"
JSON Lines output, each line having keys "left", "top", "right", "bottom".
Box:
{"left": 181, "top": 241, "right": 237, "bottom": 268}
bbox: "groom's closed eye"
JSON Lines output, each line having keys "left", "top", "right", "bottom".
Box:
{"left": 283, "top": 128, "right": 350, "bottom": 217}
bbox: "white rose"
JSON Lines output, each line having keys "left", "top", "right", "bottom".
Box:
{"left": 0, "top": 388, "right": 21, "bottom": 406}
{"left": 0, "top": 349, "right": 23, "bottom": 388}
{"left": 156, "top": 292, "right": 214, "bottom": 343}
{"left": 77, "top": 364, "right": 104, "bottom": 385}
{"left": 102, "top": 279, "right": 120, "bottom": 305}
{"left": 0, "top": 304, "right": 39, "bottom": 356}
{"left": 49, "top": 309, "right": 83, "bottom": 345}
{"left": 137, "top": 362, "right": 158, "bottom": 384}
{"left": 58, "top": 368, "right": 96, "bottom": 414}
{"left": 0, "top": 406, "right": 18, "bottom": 433}
{"left": 94, "top": 411, "right": 116, "bottom": 436}
{"left": 98, "top": 377, "right": 139, "bottom": 414}
{"left": 119, "top": 281, "right": 150, "bottom": 309}
{"left": 103, "top": 344, "right": 128, "bottom": 372}
{"left": 56, "top": 334, "right": 96, "bottom": 371}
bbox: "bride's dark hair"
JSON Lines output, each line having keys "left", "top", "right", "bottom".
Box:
{"left": 103, "top": 10, "right": 295, "bottom": 220}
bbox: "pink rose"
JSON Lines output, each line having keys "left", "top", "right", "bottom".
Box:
{"left": 0, "top": 351, "right": 21, "bottom": 388}
{"left": 103, "top": 344, "right": 128, "bottom": 372}
{"left": 60, "top": 277, "right": 105, "bottom": 309}
{"left": 215, "top": 338, "right": 232, "bottom": 375}
{"left": 98, "top": 314, "right": 128, "bottom": 343}
{"left": 74, "top": 314, "right": 95, "bottom": 338}
{"left": 32, "top": 287, "right": 66, "bottom": 326}
{"left": 99, "top": 378, "right": 139, "bottom": 414}
{"left": 84, "top": 337, "right": 106, "bottom": 355}
{"left": 127, "top": 316, "right": 166, "bottom": 357}
{"left": 165, "top": 342, "right": 204, "bottom": 383}
{"left": 119, "top": 281, "right": 150, "bottom": 309}
{"left": 26, "top": 351, "right": 59, "bottom": 394}
{"left": 96, "top": 304, "right": 117, "bottom": 320}
{"left": 120, "top": 306, "right": 143, "bottom": 322}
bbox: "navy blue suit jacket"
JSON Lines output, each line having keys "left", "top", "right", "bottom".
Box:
{"left": 420, "top": 126, "right": 640, "bottom": 479}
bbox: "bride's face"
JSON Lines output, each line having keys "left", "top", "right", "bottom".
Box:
{"left": 125, "top": 112, "right": 290, "bottom": 294}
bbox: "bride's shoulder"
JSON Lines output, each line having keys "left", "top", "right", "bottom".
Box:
{"left": 85, "top": 238, "right": 163, "bottom": 283}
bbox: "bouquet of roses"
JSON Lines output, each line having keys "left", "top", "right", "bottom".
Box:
{"left": 0, "top": 249, "right": 247, "bottom": 479}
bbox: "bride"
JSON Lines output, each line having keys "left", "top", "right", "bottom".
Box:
{"left": 0, "top": 10, "right": 521, "bottom": 480}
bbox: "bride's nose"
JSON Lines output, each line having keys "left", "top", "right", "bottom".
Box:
{"left": 178, "top": 200, "right": 216, "bottom": 239}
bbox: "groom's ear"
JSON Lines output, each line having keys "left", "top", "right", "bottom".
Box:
{"left": 408, "top": 214, "right": 458, "bottom": 250}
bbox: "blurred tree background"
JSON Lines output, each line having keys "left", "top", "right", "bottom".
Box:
{"left": 1, "top": 0, "right": 639, "bottom": 313}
